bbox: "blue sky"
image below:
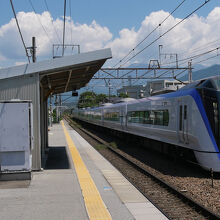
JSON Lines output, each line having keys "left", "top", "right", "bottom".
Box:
{"left": 1, "top": 0, "right": 220, "bottom": 37}
{"left": 0, "top": 0, "right": 220, "bottom": 96}
{"left": 0, "top": 0, "right": 220, "bottom": 70}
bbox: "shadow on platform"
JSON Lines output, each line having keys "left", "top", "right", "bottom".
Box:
{"left": 44, "top": 146, "right": 70, "bottom": 169}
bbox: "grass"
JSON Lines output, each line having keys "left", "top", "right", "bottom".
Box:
{"left": 94, "top": 144, "right": 107, "bottom": 150}
{"left": 110, "top": 142, "right": 118, "bottom": 149}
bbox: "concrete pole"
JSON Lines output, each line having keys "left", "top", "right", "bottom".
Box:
{"left": 188, "top": 61, "right": 192, "bottom": 83}
{"left": 32, "top": 37, "right": 36, "bottom": 63}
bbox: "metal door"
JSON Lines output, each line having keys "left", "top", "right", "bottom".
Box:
{"left": 120, "top": 106, "right": 126, "bottom": 130}
{"left": 178, "top": 101, "right": 189, "bottom": 144}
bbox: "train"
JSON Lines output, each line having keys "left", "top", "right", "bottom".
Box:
{"left": 71, "top": 76, "right": 220, "bottom": 172}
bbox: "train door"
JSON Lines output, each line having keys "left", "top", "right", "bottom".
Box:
{"left": 120, "top": 106, "right": 126, "bottom": 130}
{"left": 178, "top": 101, "right": 189, "bottom": 144}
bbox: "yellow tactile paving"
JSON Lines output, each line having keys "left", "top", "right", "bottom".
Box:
{"left": 61, "top": 121, "right": 112, "bottom": 220}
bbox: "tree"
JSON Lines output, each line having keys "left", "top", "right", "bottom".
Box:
{"left": 77, "top": 91, "right": 96, "bottom": 108}
{"left": 96, "top": 94, "right": 107, "bottom": 105}
{"left": 77, "top": 92, "right": 108, "bottom": 108}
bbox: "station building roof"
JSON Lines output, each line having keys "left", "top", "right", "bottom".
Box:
{"left": 0, "top": 48, "right": 112, "bottom": 94}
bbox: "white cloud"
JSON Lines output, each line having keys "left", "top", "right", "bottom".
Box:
{"left": 107, "top": 8, "right": 220, "bottom": 67}
{"left": 0, "top": 8, "right": 220, "bottom": 67}
{"left": 0, "top": 11, "right": 112, "bottom": 63}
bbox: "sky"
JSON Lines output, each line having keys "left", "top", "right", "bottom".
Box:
{"left": 0, "top": 0, "right": 220, "bottom": 95}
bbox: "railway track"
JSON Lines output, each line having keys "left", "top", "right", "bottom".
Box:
{"left": 64, "top": 116, "right": 220, "bottom": 219}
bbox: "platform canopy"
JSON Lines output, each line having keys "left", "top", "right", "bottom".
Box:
{"left": 0, "top": 48, "right": 112, "bottom": 95}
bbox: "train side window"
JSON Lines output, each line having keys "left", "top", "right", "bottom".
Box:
{"left": 104, "top": 112, "right": 120, "bottom": 121}
{"left": 184, "top": 105, "right": 187, "bottom": 120}
{"left": 128, "top": 110, "right": 169, "bottom": 126}
{"left": 179, "top": 105, "right": 183, "bottom": 131}
{"left": 163, "top": 110, "right": 169, "bottom": 126}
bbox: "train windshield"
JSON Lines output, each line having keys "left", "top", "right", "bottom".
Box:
{"left": 213, "top": 79, "right": 220, "bottom": 90}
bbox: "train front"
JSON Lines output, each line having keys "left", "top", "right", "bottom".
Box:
{"left": 196, "top": 76, "right": 220, "bottom": 171}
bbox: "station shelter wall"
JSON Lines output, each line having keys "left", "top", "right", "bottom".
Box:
{"left": 0, "top": 74, "right": 42, "bottom": 170}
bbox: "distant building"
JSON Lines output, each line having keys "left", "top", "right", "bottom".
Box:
{"left": 117, "top": 80, "right": 187, "bottom": 99}
{"left": 145, "top": 80, "right": 187, "bottom": 96}
{"left": 117, "top": 85, "right": 145, "bottom": 99}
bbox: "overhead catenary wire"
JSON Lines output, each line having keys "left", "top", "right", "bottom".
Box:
{"left": 10, "top": 0, "right": 30, "bottom": 63}
{"left": 117, "top": 0, "right": 211, "bottom": 68}
{"left": 28, "top": 0, "right": 53, "bottom": 43}
{"left": 69, "top": 0, "right": 73, "bottom": 45}
{"left": 95, "top": 0, "right": 209, "bottom": 90}
{"left": 112, "top": 0, "right": 187, "bottom": 68}
{"left": 43, "top": 0, "right": 62, "bottom": 44}
{"left": 91, "top": 1, "right": 212, "bottom": 92}
{"left": 179, "top": 38, "right": 220, "bottom": 57}
{"left": 161, "top": 16, "right": 220, "bottom": 58}
{"left": 163, "top": 46, "right": 220, "bottom": 66}
{"left": 194, "top": 53, "right": 220, "bottom": 65}
{"left": 62, "top": 0, "right": 67, "bottom": 56}
{"left": 89, "top": 0, "right": 190, "bottom": 89}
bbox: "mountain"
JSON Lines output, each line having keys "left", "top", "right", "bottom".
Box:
{"left": 180, "top": 64, "right": 220, "bottom": 81}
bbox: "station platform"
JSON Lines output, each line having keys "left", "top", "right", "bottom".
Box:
{"left": 0, "top": 120, "right": 168, "bottom": 220}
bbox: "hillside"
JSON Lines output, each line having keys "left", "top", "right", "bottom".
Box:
{"left": 180, "top": 64, "right": 220, "bottom": 81}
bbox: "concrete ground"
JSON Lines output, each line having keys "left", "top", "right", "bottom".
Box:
{"left": 0, "top": 122, "right": 167, "bottom": 220}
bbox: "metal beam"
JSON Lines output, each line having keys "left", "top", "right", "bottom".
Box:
{"left": 101, "top": 67, "right": 190, "bottom": 70}
{"left": 65, "top": 70, "right": 72, "bottom": 92}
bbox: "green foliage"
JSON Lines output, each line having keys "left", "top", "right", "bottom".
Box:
{"left": 77, "top": 91, "right": 130, "bottom": 109}
{"left": 94, "top": 144, "right": 107, "bottom": 150}
{"left": 52, "top": 109, "right": 59, "bottom": 123}
{"left": 110, "top": 142, "right": 118, "bottom": 149}
{"left": 96, "top": 93, "right": 107, "bottom": 104}
{"left": 77, "top": 91, "right": 107, "bottom": 108}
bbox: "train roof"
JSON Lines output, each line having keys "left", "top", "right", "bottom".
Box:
{"left": 180, "top": 75, "right": 220, "bottom": 90}
{"left": 78, "top": 76, "right": 220, "bottom": 111}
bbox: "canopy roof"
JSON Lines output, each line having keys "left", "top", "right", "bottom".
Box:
{"left": 0, "top": 48, "right": 112, "bottom": 94}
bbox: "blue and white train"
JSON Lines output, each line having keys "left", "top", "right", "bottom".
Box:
{"left": 72, "top": 76, "right": 220, "bottom": 172}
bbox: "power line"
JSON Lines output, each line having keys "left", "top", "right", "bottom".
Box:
{"left": 117, "top": 0, "right": 211, "bottom": 68}
{"left": 86, "top": 0, "right": 189, "bottom": 89}
{"left": 62, "top": 0, "right": 67, "bottom": 56}
{"left": 10, "top": 0, "right": 30, "bottom": 63}
{"left": 162, "top": 17, "right": 220, "bottom": 57}
{"left": 180, "top": 38, "right": 220, "bottom": 57}
{"left": 69, "top": 0, "right": 73, "bottom": 44}
{"left": 194, "top": 53, "right": 220, "bottom": 65}
{"left": 43, "top": 0, "right": 62, "bottom": 44}
{"left": 91, "top": 0, "right": 211, "bottom": 91}
{"left": 163, "top": 46, "right": 220, "bottom": 66}
{"left": 28, "top": 0, "right": 52, "bottom": 43}
{"left": 113, "top": 0, "right": 187, "bottom": 68}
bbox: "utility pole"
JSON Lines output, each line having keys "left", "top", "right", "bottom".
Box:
{"left": 159, "top": 45, "right": 163, "bottom": 66}
{"left": 108, "top": 80, "right": 111, "bottom": 102}
{"left": 27, "top": 36, "right": 37, "bottom": 63}
{"left": 188, "top": 61, "right": 192, "bottom": 83}
{"left": 32, "top": 37, "right": 36, "bottom": 63}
